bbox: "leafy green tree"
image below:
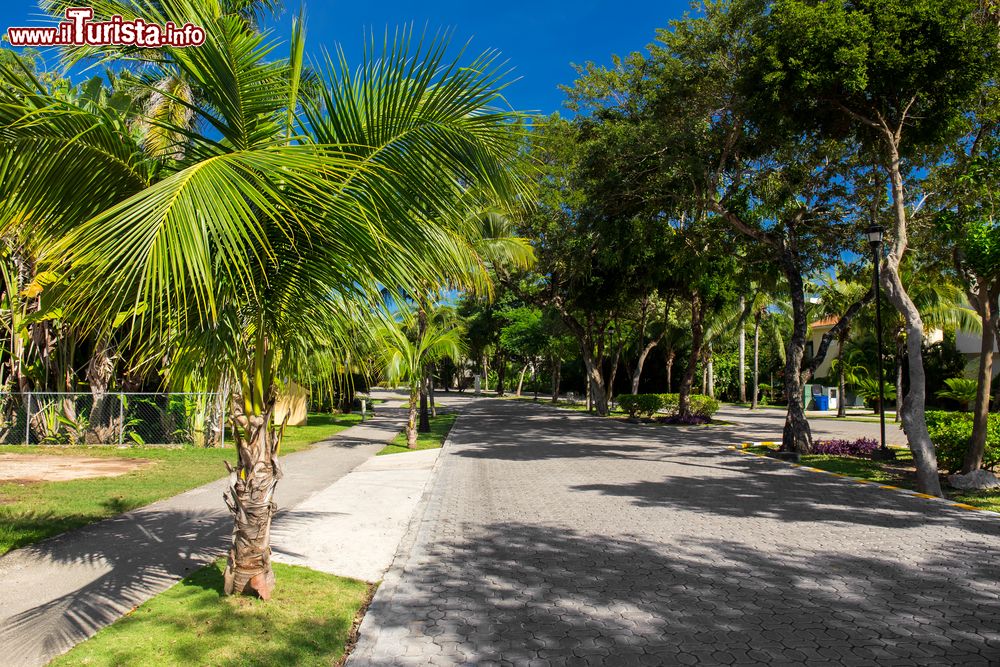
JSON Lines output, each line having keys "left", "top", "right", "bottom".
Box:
{"left": 748, "top": 0, "right": 999, "bottom": 493}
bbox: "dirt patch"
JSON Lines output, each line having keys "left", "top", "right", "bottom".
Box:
{"left": 0, "top": 454, "right": 154, "bottom": 483}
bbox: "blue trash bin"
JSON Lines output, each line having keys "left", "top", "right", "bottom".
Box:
{"left": 815, "top": 395, "right": 829, "bottom": 411}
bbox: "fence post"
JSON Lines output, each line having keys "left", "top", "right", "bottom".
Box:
{"left": 119, "top": 393, "right": 125, "bottom": 446}
{"left": 24, "top": 392, "right": 31, "bottom": 445}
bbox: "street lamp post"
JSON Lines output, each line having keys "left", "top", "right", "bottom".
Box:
{"left": 867, "top": 225, "right": 895, "bottom": 461}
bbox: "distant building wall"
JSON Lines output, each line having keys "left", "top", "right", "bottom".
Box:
{"left": 274, "top": 381, "right": 308, "bottom": 426}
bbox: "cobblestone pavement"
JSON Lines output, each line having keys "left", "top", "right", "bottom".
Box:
{"left": 349, "top": 398, "right": 1000, "bottom": 666}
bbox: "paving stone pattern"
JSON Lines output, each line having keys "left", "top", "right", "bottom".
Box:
{"left": 350, "top": 399, "right": 1000, "bottom": 666}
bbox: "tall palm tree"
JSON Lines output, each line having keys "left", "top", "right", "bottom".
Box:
{"left": 1, "top": 0, "right": 527, "bottom": 598}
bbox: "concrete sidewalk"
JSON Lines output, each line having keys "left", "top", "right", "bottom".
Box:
{"left": 272, "top": 447, "right": 441, "bottom": 582}
{"left": 0, "top": 410, "right": 406, "bottom": 667}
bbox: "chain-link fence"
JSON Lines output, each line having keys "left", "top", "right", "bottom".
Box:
{"left": 0, "top": 392, "right": 225, "bottom": 446}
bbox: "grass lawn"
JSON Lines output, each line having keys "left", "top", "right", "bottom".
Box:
{"left": 378, "top": 412, "right": 457, "bottom": 455}
{"left": 51, "top": 560, "right": 372, "bottom": 667}
{"left": 746, "top": 444, "right": 1000, "bottom": 513}
{"left": 0, "top": 412, "right": 361, "bottom": 556}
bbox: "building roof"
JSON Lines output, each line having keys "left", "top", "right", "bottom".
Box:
{"left": 811, "top": 315, "right": 839, "bottom": 329}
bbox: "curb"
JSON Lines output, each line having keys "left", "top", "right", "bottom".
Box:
{"left": 345, "top": 401, "right": 472, "bottom": 665}
{"left": 729, "top": 442, "right": 995, "bottom": 517}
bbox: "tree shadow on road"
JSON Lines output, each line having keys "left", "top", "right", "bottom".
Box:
{"left": 363, "top": 521, "right": 1000, "bottom": 665}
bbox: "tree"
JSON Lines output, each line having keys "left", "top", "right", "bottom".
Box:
{"left": 749, "top": 0, "right": 999, "bottom": 493}
{"left": 2, "top": 0, "right": 527, "bottom": 597}
{"left": 817, "top": 274, "right": 868, "bottom": 417}
{"left": 377, "top": 307, "right": 465, "bottom": 447}
{"left": 933, "top": 140, "right": 1000, "bottom": 473}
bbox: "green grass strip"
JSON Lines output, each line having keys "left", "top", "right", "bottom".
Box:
{"left": 51, "top": 560, "right": 372, "bottom": 667}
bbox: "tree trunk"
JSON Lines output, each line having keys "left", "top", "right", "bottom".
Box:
{"left": 516, "top": 363, "right": 529, "bottom": 396}
{"left": 751, "top": 311, "right": 761, "bottom": 409}
{"left": 583, "top": 354, "right": 609, "bottom": 415}
{"left": 678, "top": 293, "right": 705, "bottom": 418}
{"left": 407, "top": 382, "right": 419, "bottom": 447}
{"left": 962, "top": 284, "right": 997, "bottom": 473}
{"left": 223, "top": 396, "right": 281, "bottom": 600}
{"left": 551, "top": 358, "right": 561, "bottom": 403}
{"left": 895, "top": 330, "right": 905, "bottom": 422}
{"left": 781, "top": 261, "right": 813, "bottom": 453}
{"left": 428, "top": 372, "right": 437, "bottom": 418}
{"left": 418, "top": 375, "right": 431, "bottom": 433}
{"left": 665, "top": 347, "right": 674, "bottom": 392}
{"left": 495, "top": 355, "right": 506, "bottom": 397}
{"left": 836, "top": 334, "right": 847, "bottom": 418}
{"left": 707, "top": 343, "right": 715, "bottom": 399}
{"left": 86, "top": 339, "right": 119, "bottom": 443}
{"left": 607, "top": 343, "right": 622, "bottom": 405}
{"left": 882, "top": 140, "right": 943, "bottom": 496}
{"left": 482, "top": 355, "right": 489, "bottom": 392}
{"left": 630, "top": 337, "right": 659, "bottom": 394}
{"left": 739, "top": 296, "right": 747, "bottom": 403}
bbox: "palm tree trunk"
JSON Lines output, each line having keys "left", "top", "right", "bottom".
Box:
{"left": 836, "top": 333, "right": 847, "bottom": 418}
{"left": 407, "top": 382, "right": 419, "bottom": 447}
{"left": 223, "top": 400, "right": 281, "bottom": 600}
{"left": 751, "top": 312, "right": 761, "bottom": 409}
{"left": 418, "top": 373, "right": 431, "bottom": 433}
{"left": 739, "top": 295, "right": 747, "bottom": 403}
{"left": 428, "top": 372, "right": 436, "bottom": 417}
{"left": 707, "top": 343, "right": 715, "bottom": 399}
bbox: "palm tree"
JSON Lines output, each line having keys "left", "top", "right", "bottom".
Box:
{"left": 1, "top": 0, "right": 527, "bottom": 598}
{"left": 816, "top": 275, "right": 868, "bottom": 417}
{"left": 377, "top": 307, "right": 466, "bottom": 447}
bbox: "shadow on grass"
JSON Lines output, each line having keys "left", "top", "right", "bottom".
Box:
{"left": 0, "top": 501, "right": 342, "bottom": 665}
{"left": 52, "top": 560, "right": 368, "bottom": 667}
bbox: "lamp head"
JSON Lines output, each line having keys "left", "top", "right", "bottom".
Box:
{"left": 866, "top": 225, "right": 884, "bottom": 244}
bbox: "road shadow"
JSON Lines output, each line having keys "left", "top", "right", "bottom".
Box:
{"left": 363, "top": 521, "right": 1000, "bottom": 665}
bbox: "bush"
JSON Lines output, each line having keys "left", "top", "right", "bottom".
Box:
{"left": 689, "top": 394, "right": 720, "bottom": 419}
{"left": 812, "top": 438, "right": 879, "bottom": 457}
{"left": 617, "top": 394, "right": 663, "bottom": 418}
{"left": 927, "top": 410, "right": 1000, "bottom": 473}
{"left": 658, "top": 393, "right": 679, "bottom": 416}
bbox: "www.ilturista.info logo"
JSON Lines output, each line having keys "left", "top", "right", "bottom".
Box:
{"left": 6, "top": 7, "right": 205, "bottom": 48}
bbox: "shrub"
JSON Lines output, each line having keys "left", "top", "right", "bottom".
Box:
{"left": 653, "top": 393, "right": 719, "bottom": 419}
{"left": 935, "top": 377, "right": 978, "bottom": 411}
{"left": 812, "top": 437, "right": 879, "bottom": 457}
{"left": 689, "top": 394, "right": 720, "bottom": 419}
{"left": 927, "top": 410, "right": 1000, "bottom": 473}
{"left": 617, "top": 394, "right": 663, "bottom": 418}
{"left": 658, "top": 393, "right": 679, "bottom": 416}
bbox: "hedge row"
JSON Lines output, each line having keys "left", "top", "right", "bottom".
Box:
{"left": 926, "top": 411, "right": 1000, "bottom": 473}
{"left": 617, "top": 393, "right": 721, "bottom": 419}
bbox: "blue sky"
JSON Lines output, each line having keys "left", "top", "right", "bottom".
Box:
{"left": 2, "top": 1, "right": 694, "bottom": 115}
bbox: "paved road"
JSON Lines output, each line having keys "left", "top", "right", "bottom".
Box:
{"left": 350, "top": 398, "right": 1000, "bottom": 666}
{"left": 0, "top": 411, "right": 408, "bottom": 667}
